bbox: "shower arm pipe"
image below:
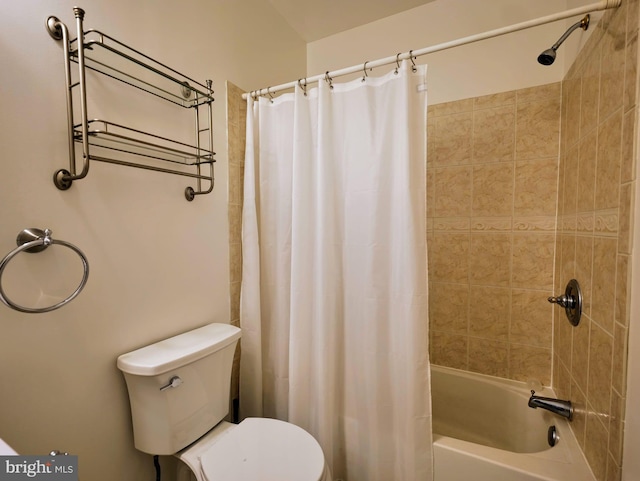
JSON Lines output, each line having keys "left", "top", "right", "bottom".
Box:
{"left": 552, "top": 16, "right": 589, "bottom": 50}
{"left": 243, "top": 0, "right": 621, "bottom": 100}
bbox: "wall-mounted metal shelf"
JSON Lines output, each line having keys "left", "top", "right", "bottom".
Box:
{"left": 70, "top": 29, "right": 214, "bottom": 108}
{"left": 47, "top": 7, "right": 215, "bottom": 201}
{"left": 75, "top": 120, "right": 214, "bottom": 165}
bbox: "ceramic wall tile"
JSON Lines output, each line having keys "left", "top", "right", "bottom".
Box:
{"left": 581, "top": 44, "right": 602, "bottom": 135}
{"left": 508, "top": 344, "right": 551, "bottom": 385}
{"left": 564, "top": 76, "right": 582, "bottom": 148}
{"left": 577, "top": 213, "right": 595, "bottom": 235}
{"left": 606, "top": 456, "right": 622, "bottom": 481}
{"left": 612, "top": 322, "right": 629, "bottom": 395}
{"left": 510, "top": 289, "right": 552, "bottom": 347}
{"left": 588, "top": 322, "right": 614, "bottom": 417}
{"left": 432, "top": 112, "right": 473, "bottom": 165}
{"left": 591, "top": 237, "right": 617, "bottom": 334}
{"left": 563, "top": 146, "right": 580, "bottom": 215}
{"left": 512, "top": 216, "right": 556, "bottom": 232}
{"left": 599, "top": 9, "right": 626, "bottom": 120}
{"left": 427, "top": 168, "right": 435, "bottom": 217}
{"left": 560, "top": 233, "right": 577, "bottom": 283}
{"left": 571, "top": 317, "right": 591, "bottom": 394}
{"left": 516, "top": 98, "right": 561, "bottom": 161}
{"left": 574, "top": 235, "right": 594, "bottom": 317}
{"left": 608, "top": 389, "right": 625, "bottom": 465}
{"left": 615, "top": 255, "right": 630, "bottom": 326}
{"left": 433, "top": 217, "right": 470, "bottom": 232}
{"left": 571, "top": 379, "right": 588, "bottom": 451}
{"left": 618, "top": 183, "right": 634, "bottom": 254}
{"left": 427, "top": 117, "right": 436, "bottom": 166}
{"left": 516, "top": 82, "right": 561, "bottom": 103}
{"left": 434, "top": 166, "right": 472, "bottom": 217}
{"left": 469, "top": 233, "right": 512, "bottom": 287}
{"left": 430, "top": 233, "right": 470, "bottom": 283}
{"left": 585, "top": 410, "right": 609, "bottom": 481}
{"left": 430, "top": 282, "right": 469, "bottom": 333}
{"left": 230, "top": 280, "right": 241, "bottom": 323}
{"left": 621, "top": 108, "right": 637, "bottom": 183}
{"left": 556, "top": 309, "right": 574, "bottom": 368}
{"left": 468, "top": 286, "right": 510, "bottom": 340}
{"left": 514, "top": 158, "right": 558, "bottom": 216}
{"left": 471, "top": 217, "right": 511, "bottom": 231}
{"left": 429, "top": 98, "right": 473, "bottom": 117}
{"left": 473, "top": 90, "right": 516, "bottom": 110}
{"left": 625, "top": 0, "right": 639, "bottom": 112}
{"left": 511, "top": 234, "right": 555, "bottom": 290}
{"left": 577, "top": 131, "right": 598, "bottom": 212}
{"left": 556, "top": 355, "right": 571, "bottom": 400}
{"left": 468, "top": 338, "right": 508, "bottom": 378}
{"left": 430, "top": 331, "right": 468, "bottom": 370}
{"left": 472, "top": 164, "right": 514, "bottom": 216}
{"left": 472, "top": 105, "right": 515, "bottom": 163}
{"left": 595, "top": 110, "right": 623, "bottom": 210}
{"left": 594, "top": 209, "right": 619, "bottom": 237}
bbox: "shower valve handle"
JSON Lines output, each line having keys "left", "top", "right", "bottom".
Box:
{"left": 547, "top": 279, "right": 582, "bottom": 327}
{"left": 548, "top": 294, "right": 575, "bottom": 309}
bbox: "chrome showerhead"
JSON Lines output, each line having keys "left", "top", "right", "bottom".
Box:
{"left": 537, "top": 14, "right": 590, "bottom": 66}
{"left": 537, "top": 48, "right": 557, "bottom": 65}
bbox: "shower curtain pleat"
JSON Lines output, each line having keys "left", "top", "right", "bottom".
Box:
{"left": 240, "top": 61, "right": 432, "bottom": 481}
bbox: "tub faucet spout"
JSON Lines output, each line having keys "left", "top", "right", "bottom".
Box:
{"left": 528, "top": 390, "right": 573, "bottom": 421}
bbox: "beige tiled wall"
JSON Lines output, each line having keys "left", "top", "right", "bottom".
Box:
{"left": 553, "top": 2, "right": 638, "bottom": 480}
{"left": 427, "top": 84, "right": 561, "bottom": 386}
{"left": 227, "top": 81, "right": 247, "bottom": 418}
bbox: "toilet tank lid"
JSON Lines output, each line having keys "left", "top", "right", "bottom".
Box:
{"left": 117, "top": 323, "right": 241, "bottom": 376}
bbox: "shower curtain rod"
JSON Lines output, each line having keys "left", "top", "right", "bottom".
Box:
{"left": 243, "top": 0, "right": 621, "bottom": 100}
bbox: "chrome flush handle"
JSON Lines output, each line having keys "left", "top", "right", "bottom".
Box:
{"left": 160, "top": 375, "right": 183, "bottom": 391}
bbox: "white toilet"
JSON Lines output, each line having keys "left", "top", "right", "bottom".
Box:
{"left": 117, "top": 323, "right": 330, "bottom": 481}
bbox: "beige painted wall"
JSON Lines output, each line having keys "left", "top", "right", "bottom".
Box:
{"left": 0, "top": 1, "right": 305, "bottom": 480}
{"left": 307, "top": 0, "right": 599, "bottom": 105}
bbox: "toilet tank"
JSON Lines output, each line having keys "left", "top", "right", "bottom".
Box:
{"left": 117, "top": 323, "right": 241, "bottom": 455}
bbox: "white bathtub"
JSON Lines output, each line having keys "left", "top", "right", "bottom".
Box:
{"left": 431, "top": 365, "right": 596, "bottom": 481}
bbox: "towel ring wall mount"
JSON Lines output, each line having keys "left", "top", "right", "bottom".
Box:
{"left": 0, "top": 228, "right": 89, "bottom": 313}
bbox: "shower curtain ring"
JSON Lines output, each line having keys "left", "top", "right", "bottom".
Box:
{"left": 298, "top": 78, "right": 307, "bottom": 96}
{"left": 325, "top": 71, "right": 334, "bottom": 89}
{"left": 395, "top": 53, "right": 401, "bottom": 74}
{"left": 410, "top": 50, "right": 417, "bottom": 72}
{"left": 325, "top": 71, "right": 333, "bottom": 90}
{"left": 267, "top": 87, "right": 274, "bottom": 103}
{"left": 362, "top": 61, "right": 369, "bottom": 82}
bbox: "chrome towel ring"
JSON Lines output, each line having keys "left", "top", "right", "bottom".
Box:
{"left": 0, "top": 228, "right": 89, "bottom": 313}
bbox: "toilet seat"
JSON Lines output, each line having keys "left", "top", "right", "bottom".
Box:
{"left": 178, "top": 418, "right": 326, "bottom": 481}
{"left": 200, "top": 418, "right": 325, "bottom": 481}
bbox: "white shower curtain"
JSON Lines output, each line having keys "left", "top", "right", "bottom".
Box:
{"left": 240, "top": 61, "right": 432, "bottom": 481}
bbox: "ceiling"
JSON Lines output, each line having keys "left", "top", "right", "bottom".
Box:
{"left": 266, "top": 0, "right": 438, "bottom": 42}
